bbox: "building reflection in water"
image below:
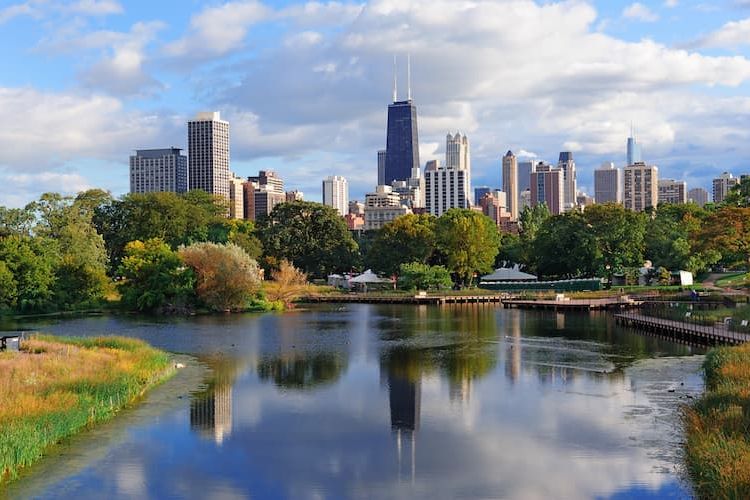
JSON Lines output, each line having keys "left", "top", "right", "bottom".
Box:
{"left": 381, "top": 348, "right": 421, "bottom": 484}
{"left": 505, "top": 309, "right": 522, "bottom": 383}
{"left": 190, "top": 382, "right": 233, "bottom": 445}
{"left": 190, "top": 355, "right": 248, "bottom": 446}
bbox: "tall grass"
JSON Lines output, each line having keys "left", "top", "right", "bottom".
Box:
{"left": 685, "top": 343, "right": 750, "bottom": 499}
{"left": 0, "top": 335, "right": 173, "bottom": 483}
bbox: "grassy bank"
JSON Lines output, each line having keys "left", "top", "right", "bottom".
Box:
{"left": 0, "top": 336, "right": 174, "bottom": 483}
{"left": 685, "top": 344, "right": 750, "bottom": 498}
{"left": 715, "top": 272, "right": 750, "bottom": 288}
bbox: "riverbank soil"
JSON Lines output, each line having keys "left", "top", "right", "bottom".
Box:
{"left": 0, "top": 335, "right": 174, "bottom": 483}
{"left": 686, "top": 343, "right": 750, "bottom": 498}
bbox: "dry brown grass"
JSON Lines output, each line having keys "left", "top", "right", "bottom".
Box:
{"left": 686, "top": 343, "right": 750, "bottom": 499}
{"left": 0, "top": 335, "right": 172, "bottom": 483}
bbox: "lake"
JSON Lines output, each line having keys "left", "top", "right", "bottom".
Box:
{"left": 2, "top": 304, "right": 704, "bottom": 499}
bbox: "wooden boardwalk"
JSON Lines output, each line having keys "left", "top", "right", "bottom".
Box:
{"left": 302, "top": 294, "right": 505, "bottom": 305}
{"left": 503, "top": 297, "right": 639, "bottom": 311}
{"left": 615, "top": 312, "right": 750, "bottom": 346}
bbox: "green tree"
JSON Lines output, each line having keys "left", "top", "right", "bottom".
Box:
{"left": 435, "top": 209, "right": 500, "bottom": 286}
{"left": 533, "top": 212, "right": 598, "bottom": 279}
{"left": 179, "top": 242, "right": 262, "bottom": 311}
{"left": 0, "top": 206, "right": 34, "bottom": 237}
{"left": 257, "top": 201, "right": 358, "bottom": 278}
{"left": 118, "top": 238, "right": 195, "bottom": 312}
{"left": 0, "top": 235, "right": 58, "bottom": 312}
{"left": 398, "top": 262, "right": 453, "bottom": 290}
{"left": 583, "top": 203, "right": 647, "bottom": 283}
{"left": 366, "top": 214, "right": 437, "bottom": 275}
{"left": 29, "top": 192, "right": 109, "bottom": 307}
{"left": 723, "top": 176, "right": 750, "bottom": 207}
{"left": 645, "top": 203, "right": 717, "bottom": 274}
{"left": 517, "top": 203, "right": 551, "bottom": 270}
{"left": 94, "top": 191, "right": 227, "bottom": 271}
{"left": 698, "top": 207, "right": 750, "bottom": 267}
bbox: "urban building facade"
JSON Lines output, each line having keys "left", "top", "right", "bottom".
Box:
{"left": 424, "top": 162, "right": 471, "bottom": 216}
{"left": 248, "top": 170, "right": 285, "bottom": 219}
{"left": 623, "top": 162, "right": 658, "bottom": 212}
{"left": 129, "top": 148, "right": 187, "bottom": 194}
{"left": 384, "top": 100, "right": 420, "bottom": 184}
{"left": 363, "top": 185, "right": 410, "bottom": 230}
{"left": 557, "top": 152, "right": 576, "bottom": 211}
{"left": 713, "top": 172, "right": 740, "bottom": 204}
{"left": 658, "top": 179, "right": 687, "bottom": 205}
{"left": 594, "top": 162, "right": 621, "bottom": 204}
{"left": 377, "top": 150, "right": 387, "bottom": 186}
{"left": 188, "top": 111, "right": 230, "bottom": 198}
{"left": 446, "top": 133, "right": 470, "bottom": 171}
{"left": 474, "top": 187, "right": 491, "bottom": 206}
{"left": 285, "top": 190, "right": 303, "bottom": 202}
{"left": 502, "top": 151, "right": 518, "bottom": 220}
{"left": 688, "top": 187, "right": 709, "bottom": 207}
{"left": 627, "top": 132, "right": 642, "bottom": 167}
{"left": 530, "top": 165, "right": 564, "bottom": 215}
{"left": 322, "top": 175, "right": 349, "bottom": 216}
{"left": 228, "top": 176, "right": 244, "bottom": 219}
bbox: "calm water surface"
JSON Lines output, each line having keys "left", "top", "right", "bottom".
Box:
{"left": 2, "top": 305, "right": 705, "bottom": 499}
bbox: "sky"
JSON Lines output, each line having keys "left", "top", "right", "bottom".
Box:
{"left": 2, "top": 0, "right": 750, "bottom": 207}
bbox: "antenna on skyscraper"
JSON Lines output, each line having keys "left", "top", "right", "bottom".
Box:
{"left": 393, "top": 55, "right": 398, "bottom": 103}
{"left": 407, "top": 53, "right": 412, "bottom": 101}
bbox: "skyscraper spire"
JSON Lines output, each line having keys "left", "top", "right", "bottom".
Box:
{"left": 407, "top": 53, "right": 412, "bottom": 101}
{"left": 393, "top": 55, "right": 398, "bottom": 103}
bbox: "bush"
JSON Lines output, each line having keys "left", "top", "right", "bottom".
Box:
{"left": 118, "top": 239, "right": 195, "bottom": 312}
{"left": 179, "top": 242, "right": 262, "bottom": 311}
{"left": 264, "top": 260, "right": 308, "bottom": 308}
{"left": 398, "top": 262, "right": 453, "bottom": 291}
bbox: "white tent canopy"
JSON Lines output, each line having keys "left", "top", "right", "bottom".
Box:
{"left": 350, "top": 269, "right": 391, "bottom": 284}
{"left": 481, "top": 265, "right": 538, "bottom": 282}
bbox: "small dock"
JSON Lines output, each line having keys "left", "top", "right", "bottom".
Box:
{"left": 503, "top": 297, "right": 639, "bottom": 311}
{"left": 615, "top": 312, "right": 750, "bottom": 346}
{"left": 302, "top": 294, "right": 506, "bottom": 305}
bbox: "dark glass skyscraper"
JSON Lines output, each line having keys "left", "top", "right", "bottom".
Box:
{"left": 384, "top": 100, "right": 420, "bottom": 185}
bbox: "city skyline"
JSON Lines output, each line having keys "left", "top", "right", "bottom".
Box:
{"left": 2, "top": 1, "right": 750, "bottom": 207}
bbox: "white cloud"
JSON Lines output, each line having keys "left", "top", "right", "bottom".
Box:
{"left": 693, "top": 18, "right": 750, "bottom": 48}
{"left": 0, "top": 2, "right": 35, "bottom": 24}
{"left": 79, "top": 21, "right": 166, "bottom": 96}
{"left": 0, "top": 87, "right": 171, "bottom": 169}
{"left": 67, "top": 0, "right": 123, "bottom": 16}
{"left": 164, "top": 0, "right": 270, "bottom": 60}
{"left": 664, "top": 0, "right": 678, "bottom": 7}
{"left": 622, "top": 3, "right": 659, "bottom": 22}
{"left": 284, "top": 31, "right": 324, "bottom": 48}
{"left": 0, "top": 171, "right": 92, "bottom": 207}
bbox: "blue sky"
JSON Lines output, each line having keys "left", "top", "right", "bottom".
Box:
{"left": 2, "top": 0, "right": 750, "bottom": 206}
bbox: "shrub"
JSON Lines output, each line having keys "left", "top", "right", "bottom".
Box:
{"left": 264, "top": 260, "right": 308, "bottom": 308}
{"left": 398, "top": 262, "right": 453, "bottom": 291}
{"left": 179, "top": 242, "right": 262, "bottom": 311}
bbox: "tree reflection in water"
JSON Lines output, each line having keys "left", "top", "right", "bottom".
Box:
{"left": 256, "top": 352, "right": 348, "bottom": 390}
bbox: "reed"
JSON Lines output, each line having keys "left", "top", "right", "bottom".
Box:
{"left": 0, "top": 335, "right": 173, "bottom": 483}
{"left": 686, "top": 343, "right": 750, "bottom": 499}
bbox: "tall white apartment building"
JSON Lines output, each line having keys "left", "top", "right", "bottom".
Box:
{"left": 424, "top": 161, "right": 471, "bottom": 216}
{"left": 502, "top": 150, "right": 518, "bottom": 220}
{"left": 594, "top": 162, "right": 621, "bottom": 204}
{"left": 129, "top": 148, "right": 187, "bottom": 194}
{"left": 188, "top": 111, "right": 230, "bottom": 199}
{"left": 713, "top": 172, "right": 740, "bottom": 204}
{"left": 322, "top": 175, "right": 349, "bottom": 216}
{"left": 623, "top": 162, "right": 658, "bottom": 212}
{"left": 658, "top": 179, "right": 687, "bottom": 205}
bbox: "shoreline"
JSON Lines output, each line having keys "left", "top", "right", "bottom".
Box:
{"left": 0, "top": 336, "right": 181, "bottom": 484}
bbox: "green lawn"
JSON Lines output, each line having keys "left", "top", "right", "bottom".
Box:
{"left": 715, "top": 272, "right": 750, "bottom": 288}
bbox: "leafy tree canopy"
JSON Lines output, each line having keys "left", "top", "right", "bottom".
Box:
{"left": 434, "top": 209, "right": 500, "bottom": 285}
{"left": 366, "top": 214, "right": 437, "bottom": 276}
{"left": 257, "top": 201, "right": 358, "bottom": 278}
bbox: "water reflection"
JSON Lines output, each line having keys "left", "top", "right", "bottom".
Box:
{"left": 3, "top": 305, "right": 705, "bottom": 500}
